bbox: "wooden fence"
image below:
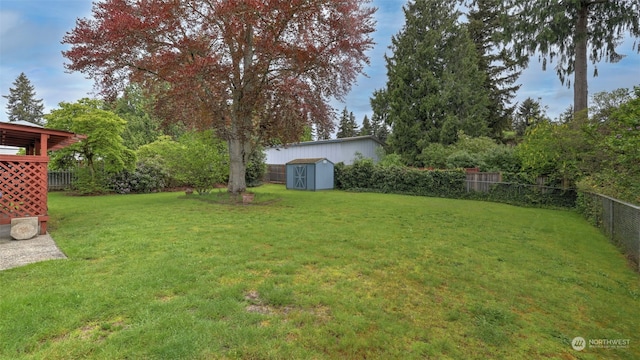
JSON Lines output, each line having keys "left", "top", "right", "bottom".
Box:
{"left": 264, "top": 165, "right": 286, "bottom": 184}
{"left": 465, "top": 172, "right": 502, "bottom": 192}
{"left": 48, "top": 170, "right": 76, "bottom": 190}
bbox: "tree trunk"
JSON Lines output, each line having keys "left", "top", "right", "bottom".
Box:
{"left": 228, "top": 137, "right": 250, "bottom": 194}
{"left": 574, "top": 4, "right": 589, "bottom": 117}
{"left": 226, "top": 23, "right": 256, "bottom": 195}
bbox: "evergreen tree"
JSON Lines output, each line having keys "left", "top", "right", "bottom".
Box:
{"left": 502, "top": 0, "right": 640, "bottom": 116}
{"left": 381, "top": 0, "right": 490, "bottom": 165}
{"left": 466, "top": 0, "right": 524, "bottom": 140}
{"left": 513, "top": 97, "right": 549, "bottom": 136}
{"left": 370, "top": 89, "right": 390, "bottom": 143}
{"left": 3, "top": 72, "right": 45, "bottom": 125}
{"left": 315, "top": 123, "right": 332, "bottom": 140}
{"left": 336, "top": 107, "right": 359, "bottom": 138}
{"left": 108, "top": 85, "right": 163, "bottom": 150}
{"left": 359, "top": 115, "right": 372, "bottom": 136}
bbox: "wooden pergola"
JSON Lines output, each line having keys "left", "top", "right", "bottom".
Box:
{"left": 0, "top": 121, "right": 84, "bottom": 235}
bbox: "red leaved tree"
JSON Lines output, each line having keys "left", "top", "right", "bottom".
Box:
{"left": 63, "top": 0, "right": 376, "bottom": 193}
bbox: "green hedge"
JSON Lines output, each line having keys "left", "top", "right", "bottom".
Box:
{"left": 335, "top": 160, "right": 576, "bottom": 208}
{"left": 335, "top": 160, "right": 466, "bottom": 198}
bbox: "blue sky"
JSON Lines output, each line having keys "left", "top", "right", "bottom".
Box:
{"left": 1, "top": 0, "right": 639, "bottom": 127}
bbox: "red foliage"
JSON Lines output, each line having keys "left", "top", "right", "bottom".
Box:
{"left": 63, "top": 0, "right": 376, "bottom": 146}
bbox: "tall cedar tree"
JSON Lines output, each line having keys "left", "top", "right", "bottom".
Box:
{"left": 466, "top": 0, "right": 524, "bottom": 140}
{"left": 63, "top": 0, "right": 375, "bottom": 194}
{"left": 3, "top": 72, "right": 45, "bottom": 125}
{"left": 381, "top": 0, "right": 490, "bottom": 165}
{"left": 336, "top": 107, "right": 358, "bottom": 138}
{"left": 504, "top": 0, "right": 640, "bottom": 116}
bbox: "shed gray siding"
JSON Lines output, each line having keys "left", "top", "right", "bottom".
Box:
{"left": 266, "top": 136, "right": 383, "bottom": 165}
{"left": 285, "top": 158, "right": 334, "bottom": 191}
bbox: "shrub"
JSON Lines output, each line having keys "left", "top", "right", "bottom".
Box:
{"left": 419, "top": 143, "right": 450, "bottom": 169}
{"left": 136, "top": 131, "right": 229, "bottom": 194}
{"left": 336, "top": 159, "right": 466, "bottom": 198}
{"left": 246, "top": 148, "right": 267, "bottom": 187}
{"left": 110, "top": 162, "right": 167, "bottom": 194}
{"left": 446, "top": 150, "right": 485, "bottom": 169}
{"left": 72, "top": 167, "right": 110, "bottom": 195}
{"left": 483, "top": 146, "right": 521, "bottom": 173}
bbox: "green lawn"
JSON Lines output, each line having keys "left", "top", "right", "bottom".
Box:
{"left": 0, "top": 184, "right": 638, "bottom": 359}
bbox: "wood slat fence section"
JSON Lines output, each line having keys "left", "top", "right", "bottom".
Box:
{"left": 465, "top": 172, "right": 502, "bottom": 192}
{"left": 48, "top": 170, "right": 76, "bottom": 191}
{"left": 264, "top": 165, "right": 286, "bottom": 184}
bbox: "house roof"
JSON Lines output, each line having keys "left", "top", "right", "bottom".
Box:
{"left": 286, "top": 158, "right": 333, "bottom": 165}
{"left": 0, "top": 121, "right": 85, "bottom": 151}
{"left": 269, "top": 135, "right": 384, "bottom": 149}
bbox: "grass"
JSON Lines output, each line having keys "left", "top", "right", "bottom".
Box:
{"left": 0, "top": 184, "right": 638, "bottom": 359}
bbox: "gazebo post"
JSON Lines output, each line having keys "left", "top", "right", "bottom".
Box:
{"left": 40, "top": 133, "right": 48, "bottom": 156}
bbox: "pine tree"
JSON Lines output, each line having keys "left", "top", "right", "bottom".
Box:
{"left": 3, "top": 72, "right": 45, "bottom": 125}
{"left": 381, "top": 0, "right": 490, "bottom": 165}
{"left": 359, "top": 115, "right": 372, "bottom": 136}
{"left": 336, "top": 107, "right": 359, "bottom": 138}
{"left": 513, "top": 97, "right": 548, "bottom": 136}
{"left": 315, "top": 123, "right": 332, "bottom": 140}
{"left": 466, "top": 0, "right": 524, "bottom": 140}
{"left": 370, "top": 89, "right": 390, "bottom": 143}
{"left": 502, "top": 0, "right": 640, "bottom": 116}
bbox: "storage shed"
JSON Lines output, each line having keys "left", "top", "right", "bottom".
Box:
{"left": 286, "top": 158, "right": 334, "bottom": 191}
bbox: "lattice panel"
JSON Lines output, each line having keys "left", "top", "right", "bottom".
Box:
{"left": 0, "top": 160, "right": 48, "bottom": 221}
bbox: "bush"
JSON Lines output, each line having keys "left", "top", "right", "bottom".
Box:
{"left": 446, "top": 150, "right": 485, "bottom": 169}
{"left": 72, "top": 167, "right": 110, "bottom": 195}
{"left": 419, "top": 143, "right": 450, "bottom": 169}
{"left": 483, "top": 146, "right": 521, "bottom": 173}
{"left": 246, "top": 148, "right": 267, "bottom": 187}
{"left": 336, "top": 158, "right": 466, "bottom": 198}
{"left": 136, "top": 131, "right": 229, "bottom": 194}
{"left": 109, "top": 162, "right": 167, "bottom": 194}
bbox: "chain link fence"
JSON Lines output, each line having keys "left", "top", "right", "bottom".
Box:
{"left": 464, "top": 181, "right": 577, "bottom": 209}
{"left": 578, "top": 192, "right": 640, "bottom": 272}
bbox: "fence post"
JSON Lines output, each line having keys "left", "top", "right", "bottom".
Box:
{"left": 609, "top": 198, "right": 614, "bottom": 239}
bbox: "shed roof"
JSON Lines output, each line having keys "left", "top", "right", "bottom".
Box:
{"left": 286, "top": 158, "right": 333, "bottom": 165}
{"left": 0, "top": 121, "right": 85, "bottom": 151}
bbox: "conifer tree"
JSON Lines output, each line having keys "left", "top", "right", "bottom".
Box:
{"left": 359, "top": 115, "right": 372, "bottom": 136}
{"left": 3, "top": 72, "right": 45, "bottom": 125}
{"left": 336, "top": 107, "right": 359, "bottom": 138}
{"left": 501, "top": 0, "right": 640, "bottom": 116}
{"left": 370, "top": 89, "right": 390, "bottom": 143}
{"left": 466, "top": 0, "right": 524, "bottom": 140}
{"left": 379, "top": 0, "right": 490, "bottom": 165}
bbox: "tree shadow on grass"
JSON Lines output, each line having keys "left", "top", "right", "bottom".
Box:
{"left": 179, "top": 190, "right": 282, "bottom": 206}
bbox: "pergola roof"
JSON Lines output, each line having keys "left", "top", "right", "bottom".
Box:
{"left": 0, "top": 121, "right": 85, "bottom": 152}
